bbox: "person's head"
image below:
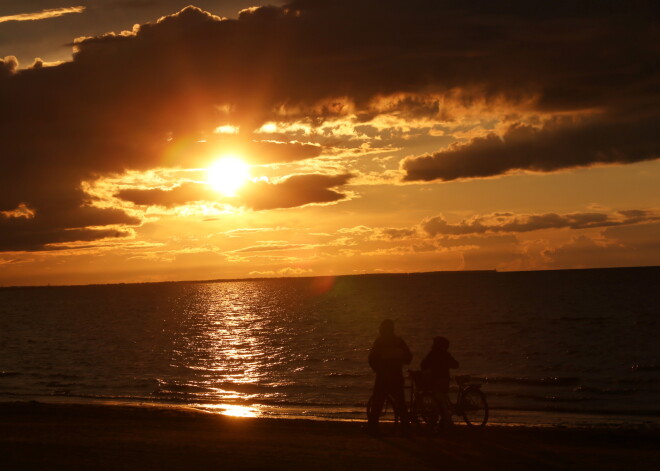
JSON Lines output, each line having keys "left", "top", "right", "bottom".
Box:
{"left": 433, "top": 336, "right": 449, "bottom": 351}
{"left": 379, "top": 318, "right": 395, "bottom": 337}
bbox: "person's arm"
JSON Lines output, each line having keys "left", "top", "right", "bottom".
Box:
{"left": 368, "top": 340, "right": 379, "bottom": 371}
{"left": 420, "top": 351, "right": 432, "bottom": 371}
{"left": 448, "top": 352, "right": 459, "bottom": 369}
{"left": 400, "top": 338, "right": 413, "bottom": 365}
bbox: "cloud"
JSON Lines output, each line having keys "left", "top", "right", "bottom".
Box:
{"left": 402, "top": 117, "right": 659, "bottom": 182}
{"left": 0, "top": 6, "right": 86, "bottom": 23}
{"left": 375, "top": 228, "right": 419, "bottom": 240}
{"left": 422, "top": 210, "right": 658, "bottom": 237}
{"left": 116, "top": 173, "right": 352, "bottom": 210}
{"left": 249, "top": 267, "right": 312, "bottom": 276}
{"left": 1, "top": 1, "right": 658, "bottom": 251}
{"left": 220, "top": 227, "right": 290, "bottom": 237}
{"left": 239, "top": 173, "right": 352, "bottom": 210}
{"left": 185, "top": 137, "right": 323, "bottom": 166}
{"left": 243, "top": 140, "right": 322, "bottom": 164}
{"left": 231, "top": 243, "right": 313, "bottom": 253}
{"left": 0, "top": 56, "right": 19, "bottom": 77}
{"left": 0, "top": 204, "right": 139, "bottom": 251}
{"left": 116, "top": 183, "right": 215, "bottom": 208}
{"left": 0, "top": 226, "right": 133, "bottom": 252}
{"left": 544, "top": 222, "right": 660, "bottom": 269}
{"left": 0, "top": 203, "right": 35, "bottom": 219}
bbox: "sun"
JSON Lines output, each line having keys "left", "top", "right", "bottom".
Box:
{"left": 207, "top": 156, "right": 250, "bottom": 196}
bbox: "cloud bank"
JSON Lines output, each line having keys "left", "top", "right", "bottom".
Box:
{"left": 422, "top": 210, "right": 658, "bottom": 237}
{"left": 1, "top": 0, "right": 658, "bottom": 251}
{"left": 116, "top": 173, "right": 352, "bottom": 210}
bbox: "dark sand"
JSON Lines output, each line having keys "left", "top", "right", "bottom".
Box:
{"left": 1, "top": 402, "right": 658, "bottom": 470}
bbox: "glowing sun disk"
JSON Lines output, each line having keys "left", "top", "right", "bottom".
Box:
{"left": 208, "top": 156, "right": 250, "bottom": 196}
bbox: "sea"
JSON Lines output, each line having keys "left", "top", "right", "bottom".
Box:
{"left": 1, "top": 267, "right": 658, "bottom": 427}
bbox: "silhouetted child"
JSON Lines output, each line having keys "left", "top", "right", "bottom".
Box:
{"left": 421, "top": 336, "right": 459, "bottom": 430}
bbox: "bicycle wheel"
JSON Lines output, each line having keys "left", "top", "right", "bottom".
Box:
{"left": 413, "top": 392, "right": 440, "bottom": 430}
{"left": 460, "top": 387, "right": 488, "bottom": 428}
{"left": 366, "top": 394, "right": 399, "bottom": 435}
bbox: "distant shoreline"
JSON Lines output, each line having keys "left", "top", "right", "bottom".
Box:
{"left": 1, "top": 265, "right": 658, "bottom": 290}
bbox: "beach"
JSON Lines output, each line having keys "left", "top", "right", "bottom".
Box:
{"left": 1, "top": 402, "right": 657, "bottom": 470}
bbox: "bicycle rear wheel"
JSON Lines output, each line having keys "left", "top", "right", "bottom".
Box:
{"left": 366, "top": 394, "right": 399, "bottom": 435}
{"left": 460, "top": 387, "right": 488, "bottom": 428}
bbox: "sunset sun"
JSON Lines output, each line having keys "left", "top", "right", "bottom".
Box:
{"left": 207, "top": 156, "right": 250, "bottom": 196}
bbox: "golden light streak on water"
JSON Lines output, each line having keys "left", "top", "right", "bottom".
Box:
{"left": 198, "top": 403, "right": 259, "bottom": 418}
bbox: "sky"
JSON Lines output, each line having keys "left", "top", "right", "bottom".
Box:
{"left": 0, "top": 0, "right": 658, "bottom": 286}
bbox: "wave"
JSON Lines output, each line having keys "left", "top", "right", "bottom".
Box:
{"left": 4, "top": 390, "right": 660, "bottom": 420}
{"left": 632, "top": 364, "right": 660, "bottom": 372}
{"left": 617, "top": 378, "right": 658, "bottom": 385}
{"left": 493, "top": 405, "right": 660, "bottom": 416}
{"left": 483, "top": 376, "right": 580, "bottom": 386}
{"left": 559, "top": 316, "right": 607, "bottom": 323}
{"left": 0, "top": 371, "right": 20, "bottom": 378}
{"left": 46, "top": 374, "right": 83, "bottom": 380}
{"left": 574, "top": 386, "right": 638, "bottom": 395}
{"left": 325, "top": 373, "right": 366, "bottom": 378}
{"left": 512, "top": 393, "right": 593, "bottom": 403}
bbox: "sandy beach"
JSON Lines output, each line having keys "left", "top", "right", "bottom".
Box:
{"left": 0, "top": 402, "right": 657, "bottom": 470}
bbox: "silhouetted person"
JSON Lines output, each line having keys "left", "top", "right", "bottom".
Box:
{"left": 368, "top": 319, "right": 412, "bottom": 433}
{"left": 421, "top": 336, "right": 459, "bottom": 430}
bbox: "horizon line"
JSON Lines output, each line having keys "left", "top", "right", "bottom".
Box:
{"left": 1, "top": 265, "right": 658, "bottom": 290}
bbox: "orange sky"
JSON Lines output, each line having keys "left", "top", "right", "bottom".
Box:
{"left": 0, "top": 1, "right": 658, "bottom": 286}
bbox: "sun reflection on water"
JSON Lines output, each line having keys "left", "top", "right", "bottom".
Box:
{"left": 198, "top": 403, "right": 259, "bottom": 418}
{"left": 155, "top": 278, "right": 373, "bottom": 419}
{"left": 164, "top": 282, "right": 287, "bottom": 405}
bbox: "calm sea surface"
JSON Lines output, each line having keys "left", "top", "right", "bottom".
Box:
{"left": 1, "top": 268, "right": 658, "bottom": 426}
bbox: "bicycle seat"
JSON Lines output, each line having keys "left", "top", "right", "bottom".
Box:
{"left": 409, "top": 370, "right": 433, "bottom": 390}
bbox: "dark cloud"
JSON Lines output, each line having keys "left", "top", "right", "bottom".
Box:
{"left": 422, "top": 210, "right": 657, "bottom": 236}
{"left": 1, "top": 1, "right": 658, "bottom": 251}
{"left": 116, "top": 183, "right": 215, "bottom": 208}
{"left": 110, "top": 1, "right": 160, "bottom": 8}
{"left": 0, "top": 55, "right": 18, "bottom": 77}
{"left": 116, "top": 173, "right": 352, "bottom": 210}
{"left": 0, "top": 217, "right": 136, "bottom": 252}
{"left": 402, "top": 115, "right": 659, "bottom": 182}
{"left": 240, "top": 173, "right": 351, "bottom": 210}
{"left": 377, "top": 228, "right": 418, "bottom": 240}
{"left": 247, "top": 140, "right": 321, "bottom": 164}
{"left": 0, "top": 196, "right": 140, "bottom": 252}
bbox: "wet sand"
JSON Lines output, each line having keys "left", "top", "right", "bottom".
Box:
{"left": 0, "top": 402, "right": 657, "bottom": 470}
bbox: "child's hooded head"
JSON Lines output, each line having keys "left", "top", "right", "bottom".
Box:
{"left": 379, "top": 319, "right": 395, "bottom": 337}
{"left": 433, "top": 336, "right": 449, "bottom": 351}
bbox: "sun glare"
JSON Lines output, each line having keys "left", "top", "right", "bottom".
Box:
{"left": 207, "top": 156, "right": 250, "bottom": 196}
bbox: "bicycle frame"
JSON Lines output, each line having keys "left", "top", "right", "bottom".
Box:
{"left": 451, "top": 375, "right": 478, "bottom": 414}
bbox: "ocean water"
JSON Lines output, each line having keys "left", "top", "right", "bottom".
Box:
{"left": 1, "top": 268, "right": 659, "bottom": 426}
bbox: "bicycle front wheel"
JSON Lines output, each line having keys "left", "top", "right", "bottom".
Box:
{"left": 460, "top": 387, "right": 488, "bottom": 428}
{"left": 366, "top": 394, "right": 399, "bottom": 434}
{"left": 413, "top": 392, "right": 440, "bottom": 430}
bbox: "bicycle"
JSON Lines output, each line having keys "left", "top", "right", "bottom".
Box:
{"left": 365, "top": 370, "right": 448, "bottom": 434}
{"left": 366, "top": 371, "right": 488, "bottom": 434}
{"left": 449, "top": 374, "right": 489, "bottom": 428}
